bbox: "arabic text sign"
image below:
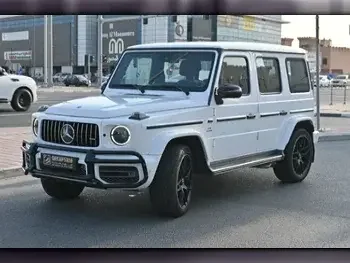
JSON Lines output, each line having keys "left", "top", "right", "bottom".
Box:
{"left": 4, "top": 50, "right": 32, "bottom": 61}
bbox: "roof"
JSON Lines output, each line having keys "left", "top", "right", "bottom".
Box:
{"left": 128, "top": 41, "right": 307, "bottom": 54}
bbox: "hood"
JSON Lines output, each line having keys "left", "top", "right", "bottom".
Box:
{"left": 45, "top": 94, "right": 204, "bottom": 119}
{"left": 7, "top": 74, "right": 34, "bottom": 82}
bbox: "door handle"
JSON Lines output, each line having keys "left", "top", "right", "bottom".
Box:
{"left": 246, "top": 113, "right": 256, "bottom": 119}
{"left": 279, "top": 110, "right": 288, "bottom": 116}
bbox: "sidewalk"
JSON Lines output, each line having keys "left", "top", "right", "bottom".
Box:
{"left": 0, "top": 127, "right": 31, "bottom": 172}
{"left": 320, "top": 103, "right": 350, "bottom": 118}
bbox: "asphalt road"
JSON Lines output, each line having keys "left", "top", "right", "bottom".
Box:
{"left": 0, "top": 141, "right": 349, "bottom": 248}
{"left": 0, "top": 90, "right": 100, "bottom": 128}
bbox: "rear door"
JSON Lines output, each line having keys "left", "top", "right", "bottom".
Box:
{"left": 254, "top": 53, "right": 287, "bottom": 153}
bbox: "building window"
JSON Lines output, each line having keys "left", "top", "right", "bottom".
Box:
{"left": 219, "top": 56, "right": 250, "bottom": 95}
{"left": 286, "top": 58, "right": 310, "bottom": 93}
{"left": 322, "top": 57, "right": 328, "bottom": 65}
{"left": 256, "top": 57, "right": 282, "bottom": 94}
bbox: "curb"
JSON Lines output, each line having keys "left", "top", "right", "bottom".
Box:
{"left": 320, "top": 112, "right": 350, "bottom": 118}
{"left": 319, "top": 132, "right": 350, "bottom": 142}
{"left": 0, "top": 167, "right": 24, "bottom": 180}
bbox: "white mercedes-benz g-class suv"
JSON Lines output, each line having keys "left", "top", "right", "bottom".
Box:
{"left": 0, "top": 67, "right": 38, "bottom": 111}
{"left": 22, "top": 42, "right": 319, "bottom": 218}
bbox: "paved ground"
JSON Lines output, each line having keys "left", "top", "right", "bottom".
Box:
{"left": 0, "top": 140, "right": 349, "bottom": 248}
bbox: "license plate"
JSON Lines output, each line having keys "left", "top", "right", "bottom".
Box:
{"left": 41, "top": 153, "right": 78, "bottom": 171}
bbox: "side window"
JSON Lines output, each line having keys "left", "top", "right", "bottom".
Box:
{"left": 256, "top": 57, "right": 282, "bottom": 94}
{"left": 219, "top": 56, "right": 250, "bottom": 95}
{"left": 286, "top": 58, "right": 310, "bottom": 93}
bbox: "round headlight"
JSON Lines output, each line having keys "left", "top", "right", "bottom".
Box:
{"left": 32, "top": 118, "right": 39, "bottom": 136}
{"left": 110, "top": 125, "right": 130, "bottom": 145}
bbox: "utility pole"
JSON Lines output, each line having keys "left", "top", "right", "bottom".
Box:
{"left": 48, "top": 15, "right": 53, "bottom": 87}
{"left": 315, "top": 15, "right": 320, "bottom": 131}
{"left": 44, "top": 15, "right": 48, "bottom": 86}
{"left": 97, "top": 15, "right": 103, "bottom": 87}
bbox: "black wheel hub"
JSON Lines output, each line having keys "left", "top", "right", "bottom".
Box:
{"left": 176, "top": 154, "right": 192, "bottom": 209}
{"left": 18, "top": 93, "right": 30, "bottom": 108}
{"left": 292, "top": 135, "right": 312, "bottom": 175}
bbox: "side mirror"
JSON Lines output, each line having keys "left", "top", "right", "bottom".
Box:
{"left": 101, "top": 82, "right": 107, "bottom": 93}
{"left": 215, "top": 84, "right": 242, "bottom": 104}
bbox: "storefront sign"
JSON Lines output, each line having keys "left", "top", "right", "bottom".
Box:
{"left": 4, "top": 50, "right": 32, "bottom": 61}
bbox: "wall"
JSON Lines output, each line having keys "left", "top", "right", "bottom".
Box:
{"left": 0, "top": 15, "right": 76, "bottom": 68}
{"left": 322, "top": 46, "right": 350, "bottom": 74}
{"left": 143, "top": 16, "right": 168, "bottom": 43}
{"left": 217, "top": 15, "right": 282, "bottom": 44}
{"left": 298, "top": 37, "right": 322, "bottom": 73}
{"left": 77, "top": 15, "right": 98, "bottom": 66}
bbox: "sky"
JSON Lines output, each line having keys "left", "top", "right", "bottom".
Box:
{"left": 281, "top": 15, "right": 350, "bottom": 48}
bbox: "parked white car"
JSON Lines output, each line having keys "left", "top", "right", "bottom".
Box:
{"left": 22, "top": 42, "right": 318, "bottom": 218}
{"left": 331, "top": 74, "right": 349, "bottom": 87}
{"left": 0, "top": 67, "right": 38, "bottom": 111}
{"left": 319, "top": 75, "right": 331, "bottom": 87}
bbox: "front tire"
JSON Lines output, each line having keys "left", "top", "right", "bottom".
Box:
{"left": 11, "top": 88, "right": 32, "bottom": 112}
{"left": 273, "top": 128, "right": 314, "bottom": 183}
{"left": 41, "top": 178, "right": 85, "bottom": 200}
{"left": 149, "top": 144, "right": 194, "bottom": 218}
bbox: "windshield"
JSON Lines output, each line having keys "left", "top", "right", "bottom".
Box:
{"left": 108, "top": 50, "right": 216, "bottom": 93}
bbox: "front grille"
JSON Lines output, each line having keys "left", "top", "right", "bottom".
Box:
{"left": 41, "top": 120, "right": 100, "bottom": 147}
{"left": 99, "top": 166, "right": 139, "bottom": 184}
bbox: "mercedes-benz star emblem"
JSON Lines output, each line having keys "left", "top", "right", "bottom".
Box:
{"left": 60, "top": 124, "right": 75, "bottom": 144}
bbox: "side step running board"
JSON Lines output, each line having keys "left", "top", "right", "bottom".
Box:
{"left": 211, "top": 155, "right": 284, "bottom": 175}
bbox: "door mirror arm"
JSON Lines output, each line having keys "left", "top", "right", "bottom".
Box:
{"left": 214, "top": 84, "right": 243, "bottom": 105}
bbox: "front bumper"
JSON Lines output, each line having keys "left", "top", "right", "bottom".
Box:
{"left": 21, "top": 140, "right": 149, "bottom": 189}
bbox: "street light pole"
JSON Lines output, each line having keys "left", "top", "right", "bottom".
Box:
{"left": 48, "top": 15, "right": 53, "bottom": 87}
{"left": 97, "top": 15, "right": 103, "bottom": 87}
{"left": 44, "top": 15, "right": 48, "bottom": 86}
{"left": 315, "top": 15, "right": 320, "bottom": 131}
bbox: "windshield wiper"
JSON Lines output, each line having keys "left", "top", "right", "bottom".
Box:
{"left": 135, "top": 85, "right": 145, "bottom": 94}
{"left": 168, "top": 84, "right": 190, "bottom": 96}
{"left": 112, "top": 83, "right": 146, "bottom": 94}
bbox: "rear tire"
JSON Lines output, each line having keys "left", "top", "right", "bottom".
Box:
{"left": 41, "top": 178, "right": 85, "bottom": 200}
{"left": 273, "top": 128, "right": 314, "bottom": 183}
{"left": 11, "top": 88, "right": 32, "bottom": 112}
{"left": 149, "top": 144, "right": 194, "bottom": 218}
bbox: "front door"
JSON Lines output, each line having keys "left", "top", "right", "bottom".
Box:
{"left": 0, "top": 71, "right": 15, "bottom": 101}
{"left": 211, "top": 52, "right": 259, "bottom": 163}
